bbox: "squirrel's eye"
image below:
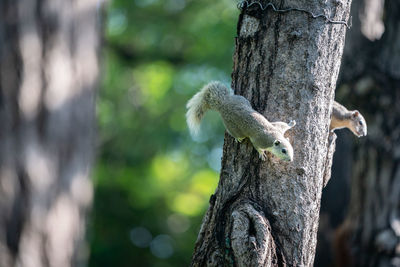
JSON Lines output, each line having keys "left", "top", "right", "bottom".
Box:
{"left": 274, "top": 140, "right": 280, "bottom": 146}
{"left": 359, "top": 121, "right": 363, "bottom": 126}
{"left": 282, "top": 148, "right": 287, "bottom": 154}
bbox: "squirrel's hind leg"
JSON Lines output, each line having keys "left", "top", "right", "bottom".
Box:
{"left": 223, "top": 120, "right": 246, "bottom": 143}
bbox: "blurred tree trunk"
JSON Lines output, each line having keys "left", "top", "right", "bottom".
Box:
{"left": 314, "top": 0, "right": 365, "bottom": 265}
{"left": 331, "top": 0, "right": 400, "bottom": 266}
{"left": 0, "top": 0, "right": 100, "bottom": 266}
{"left": 190, "top": 0, "right": 352, "bottom": 266}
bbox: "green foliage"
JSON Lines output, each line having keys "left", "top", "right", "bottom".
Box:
{"left": 89, "top": 0, "right": 238, "bottom": 266}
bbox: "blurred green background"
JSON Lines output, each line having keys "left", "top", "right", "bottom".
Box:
{"left": 88, "top": 0, "right": 239, "bottom": 266}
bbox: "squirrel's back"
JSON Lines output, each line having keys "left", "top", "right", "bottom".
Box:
{"left": 186, "top": 81, "right": 232, "bottom": 135}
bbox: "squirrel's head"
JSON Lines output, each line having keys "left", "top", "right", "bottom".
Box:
{"left": 268, "top": 139, "right": 293, "bottom": 162}
{"left": 349, "top": 111, "right": 367, "bottom": 137}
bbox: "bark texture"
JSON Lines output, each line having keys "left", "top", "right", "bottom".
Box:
{"left": 191, "top": 0, "right": 352, "bottom": 266}
{"left": 0, "top": 0, "right": 99, "bottom": 266}
{"left": 330, "top": 0, "right": 400, "bottom": 266}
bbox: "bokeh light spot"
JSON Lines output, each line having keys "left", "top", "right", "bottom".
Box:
{"left": 107, "top": 9, "right": 127, "bottom": 36}
{"left": 130, "top": 227, "right": 152, "bottom": 248}
{"left": 150, "top": 235, "right": 174, "bottom": 259}
{"left": 167, "top": 213, "right": 190, "bottom": 234}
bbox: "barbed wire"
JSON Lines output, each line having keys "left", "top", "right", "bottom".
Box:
{"left": 237, "top": 0, "right": 352, "bottom": 29}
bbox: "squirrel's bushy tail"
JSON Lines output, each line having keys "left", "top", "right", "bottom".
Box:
{"left": 186, "top": 81, "right": 232, "bottom": 136}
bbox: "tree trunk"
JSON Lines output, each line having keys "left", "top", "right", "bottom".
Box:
{"left": 0, "top": 1, "right": 100, "bottom": 266}
{"left": 332, "top": 0, "right": 400, "bottom": 266}
{"left": 191, "top": 0, "right": 352, "bottom": 266}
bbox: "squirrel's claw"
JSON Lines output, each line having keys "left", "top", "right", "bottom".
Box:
{"left": 288, "top": 120, "right": 296, "bottom": 127}
{"left": 258, "top": 150, "right": 267, "bottom": 161}
{"left": 235, "top": 137, "right": 245, "bottom": 143}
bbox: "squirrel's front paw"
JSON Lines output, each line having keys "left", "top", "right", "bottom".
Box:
{"left": 235, "top": 137, "right": 245, "bottom": 143}
{"left": 258, "top": 151, "right": 267, "bottom": 161}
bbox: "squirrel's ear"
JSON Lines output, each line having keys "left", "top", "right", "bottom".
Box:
{"left": 288, "top": 120, "right": 296, "bottom": 127}
{"left": 352, "top": 111, "right": 360, "bottom": 118}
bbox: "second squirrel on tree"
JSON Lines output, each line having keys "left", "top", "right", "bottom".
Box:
{"left": 330, "top": 101, "right": 367, "bottom": 137}
{"left": 186, "top": 81, "right": 296, "bottom": 162}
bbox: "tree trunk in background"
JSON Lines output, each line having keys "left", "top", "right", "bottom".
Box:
{"left": 191, "top": 0, "right": 352, "bottom": 266}
{"left": 331, "top": 0, "right": 400, "bottom": 266}
{"left": 314, "top": 0, "right": 364, "bottom": 265}
{"left": 0, "top": 1, "right": 99, "bottom": 266}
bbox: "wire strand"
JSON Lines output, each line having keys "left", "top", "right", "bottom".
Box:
{"left": 237, "top": 1, "right": 352, "bottom": 28}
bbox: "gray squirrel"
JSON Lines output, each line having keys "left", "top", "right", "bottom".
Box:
{"left": 330, "top": 101, "right": 367, "bottom": 137}
{"left": 186, "top": 81, "right": 295, "bottom": 161}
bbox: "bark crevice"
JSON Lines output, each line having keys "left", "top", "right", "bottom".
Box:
{"left": 231, "top": 203, "right": 278, "bottom": 266}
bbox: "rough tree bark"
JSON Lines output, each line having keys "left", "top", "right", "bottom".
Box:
{"left": 191, "top": 0, "right": 352, "bottom": 266}
{"left": 332, "top": 0, "right": 400, "bottom": 266}
{"left": 0, "top": 1, "right": 99, "bottom": 266}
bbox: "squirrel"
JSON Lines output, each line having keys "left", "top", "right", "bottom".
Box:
{"left": 330, "top": 101, "right": 367, "bottom": 137}
{"left": 186, "top": 81, "right": 295, "bottom": 161}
